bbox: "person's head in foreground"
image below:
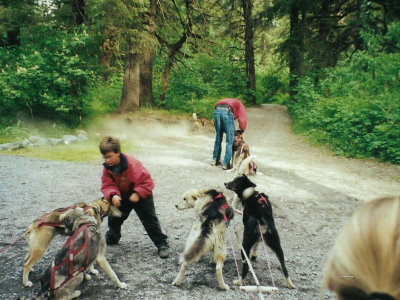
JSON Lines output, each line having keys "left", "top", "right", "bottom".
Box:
{"left": 321, "top": 196, "right": 400, "bottom": 300}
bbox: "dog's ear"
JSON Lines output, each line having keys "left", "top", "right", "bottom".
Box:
{"left": 59, "top": 211, "right": 68, "bottom": 222}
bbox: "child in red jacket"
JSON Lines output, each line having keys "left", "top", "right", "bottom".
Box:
{"left": 99, "top": 136, "right": 170, "bottom": 258}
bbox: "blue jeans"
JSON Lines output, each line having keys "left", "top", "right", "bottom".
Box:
{"left": 212, "top": 109, "right": 234, "bottom": 166}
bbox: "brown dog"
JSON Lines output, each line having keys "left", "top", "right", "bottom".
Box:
{"left": 230, "top": 135, "right": 250, "bottom": 173}
{"left": 36, "top": 207, "right": 127, "bottom": 299}
{"left": 23, "top": 197, "right": 121, "bottom": 287}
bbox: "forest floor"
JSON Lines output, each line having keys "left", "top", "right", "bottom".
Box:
{"left": 1, "top": 104, "right": 400, "bottom": 300}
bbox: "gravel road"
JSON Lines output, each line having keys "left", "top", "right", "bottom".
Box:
{"left": 1, "top": 104, "right": 400, "bottom": 300}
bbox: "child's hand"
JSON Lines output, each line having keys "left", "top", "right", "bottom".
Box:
{"left": 129, "top": 193, "right": 140, "bottom": 203}
{"left": 111, "top": 195, "right": 122, "bottom": 207}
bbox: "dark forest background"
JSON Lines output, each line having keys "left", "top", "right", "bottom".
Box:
{"left": 1, "top": 0, "right": 399, "bottom": 163}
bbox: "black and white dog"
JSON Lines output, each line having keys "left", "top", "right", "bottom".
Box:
{"left": 173, "top": 189, "right": 234, "bottom": 290}
{"left": 224, "top": 175, "right": 295, "bottom": 289}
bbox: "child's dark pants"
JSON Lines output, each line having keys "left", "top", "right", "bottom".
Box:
{"left": 107, "top": 194, "right": 168, "bottom": 248}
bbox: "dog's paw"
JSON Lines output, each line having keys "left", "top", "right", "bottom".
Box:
{"left": 220, "top": 283, "right": 230, "bottom": 291}
{"left": 72, "top": 290, "right": 81, "bottom": 298}
{"left": 172, "top": 278, "right": 181, "bottom": 286}
{"left": 233, "top": 277, "right": 242, "bottom": 286}
{"left": 84, "top": 273, "right": 92, "bottom": 281}
{"left": 89, "top": 268, "right": 99, "bottom": 275}
{"left": 118, "top": 282, "right": 128, "bottom": 289}
{"left": 23, "top": 280, "right": 33, "bottom": 288}
{"left": 286, "top": 277, "right": 296, "bottom": 289}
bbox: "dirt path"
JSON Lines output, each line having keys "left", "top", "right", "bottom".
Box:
{"left": 1, "top": 104, "right": 400, "bottom": 300}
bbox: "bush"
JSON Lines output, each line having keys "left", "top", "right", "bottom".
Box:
{"left": 290, "top": 34, "right": 400, "bottom": 163}
{"left": 0, "top": 25, "right": 104, "bottom": 125}
{"left": 152, "top": 51, "right": 249, "bottom": 118}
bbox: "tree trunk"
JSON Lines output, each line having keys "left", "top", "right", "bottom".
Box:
{"left": 117, "top": 51, "right": 140, "bottom": 113}
{"left": 139, "top": 0, "right": 156, "bottom": 107}
{"left": 158, "top": 0, "right": 192, "bottom": 105}
{"left": 159, "top": 34, "right": 188, "bottom": 104}
{"left": 289, "top": 2, "right": 305, "bottom": 101}
{"left": 241, "top": 0, "right": 256, "bottom": 105}
{"left": 139, "top": 48, "right": 154, "bottom": 107}
{"left": 73, "top": 0, "right": 85, "bottom": 26}
{"left": 159, "top": 53, "right": 174, "bottom": 103}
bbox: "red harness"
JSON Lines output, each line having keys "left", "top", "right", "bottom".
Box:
{"left": 38, "top": 205, "right": 91, "bottom": 227}
{"left": 248, "top": 161, "right": 256, "bottom": 175}
{"left": 256, "top": 193, "right": 269, "bottom": 208}
{"left": 50, "top": 223, "right": 93, "bottom": 292}
{"left": 213, "top": 193, "right": 232, "bottom": 227}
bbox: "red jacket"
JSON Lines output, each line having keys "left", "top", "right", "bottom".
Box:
{"left": 215, "top": 98, "right": 247, "bottom": 130}
{"left": 101, "top": 153, "right": 154, "bottom": 201}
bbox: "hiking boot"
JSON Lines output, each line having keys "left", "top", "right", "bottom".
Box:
{"left": 157, "top": 245, "right": 170, "bottom": 259}
{"left": 105, "top": 230, "right": 120, "bottom": 246}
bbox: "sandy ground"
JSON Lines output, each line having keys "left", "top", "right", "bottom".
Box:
{"left": 1, "top": 104, "right": 400, "bottom": 300}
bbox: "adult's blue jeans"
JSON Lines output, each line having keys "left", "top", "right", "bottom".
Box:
{"left": 212, "top": 109, "right": 234, "bottom": 167}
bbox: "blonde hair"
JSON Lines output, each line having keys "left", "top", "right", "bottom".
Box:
{"left": 99, "top": 136, "right": 121, "bottom": 154}
{"left": 321, "top": 196, "right": 400, "bottom": 300}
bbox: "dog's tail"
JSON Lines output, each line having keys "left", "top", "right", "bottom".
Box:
{"left": 182, "top": 235, "right": 208, "bottom": 264}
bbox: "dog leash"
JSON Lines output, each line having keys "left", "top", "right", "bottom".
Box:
{"left": 0, "top": 233, "right": 26, "bottom": 255}
{"left": 257, "top": 221, "right": 276, "bottom": 299}
{"left": 227, "top": 228, "right": 257, "bottom": 300}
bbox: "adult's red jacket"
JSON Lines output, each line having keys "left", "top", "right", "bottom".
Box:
{"left": 215, "top": 98, "right": 247, "bottom": 130}
{"left": 101, "top": 153, "right": 154, "bottom": 201}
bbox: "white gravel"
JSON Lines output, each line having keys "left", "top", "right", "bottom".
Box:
{"left": 1, "top": 104, "right": 400, "bottom": 300}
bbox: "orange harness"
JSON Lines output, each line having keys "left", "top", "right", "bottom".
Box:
{"left": 50, "top": 223, "right": 93, "bottom": 292}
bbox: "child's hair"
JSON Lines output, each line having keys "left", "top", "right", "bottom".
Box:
{"left": 321, "top": 196, "right": 400, "bottom": 300}
{"left": 99, "top": 136, "right": 121, "bottom": 154}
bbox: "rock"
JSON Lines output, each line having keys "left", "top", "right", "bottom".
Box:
{"left": 10, "top": 141, "right": 23, "bottom": 150}
{"left": 77, "top": 133, "right": 88, "bottom": 141}
{"left": 28, "top": 135, "right": 41, "bottom": 143}
{"left": 22, "top": 139, "right": 33, "bottom": 148}
{"left": 47, "top": 138, "right": 64, "bottom": 146}
{"left": 63, "top": 135, "right": 78, "bottom": 144}
{"left": 0, "top": 143, "right": 12, "bottom": 150}
{"left": 29, "top": 136, "right": 49, "bottom": 146}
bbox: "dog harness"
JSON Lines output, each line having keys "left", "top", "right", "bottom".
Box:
{"left": 50, "top": 223, "right": 93, "bottom": 293}
{"left": 38, "top": 205, "right": 91, "bottom": 227}
{"left": 255, "top": 193, "right": 269, "bottom": 208}
{"left": 248, "top": 161, "right": 256, "bottom": 175}
{"left": 213, "top": 193, "right": 232, "bottom": 228}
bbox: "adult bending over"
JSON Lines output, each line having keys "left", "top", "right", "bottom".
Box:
{"left": 211, "top": 98, "right": 247, "bottom": 170}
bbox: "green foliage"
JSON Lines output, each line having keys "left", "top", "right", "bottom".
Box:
{"left": 153, "top": 51, "right": 249, "bottom": 119}
{"left": 84, "top": 72, "right": 123, "bottom": 117}
{"left": 290, "top": 23, "right": 400, "bottom": 163}
{"left": 0, "top": 25, "right": 104, "bottom": 125}
{"left": 1, "top": 136, "right": 135, "bottom": 163}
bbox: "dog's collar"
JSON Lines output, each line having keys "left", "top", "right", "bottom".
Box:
{"left": 242, "top": 187, "right": 256, "bottom": 200}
